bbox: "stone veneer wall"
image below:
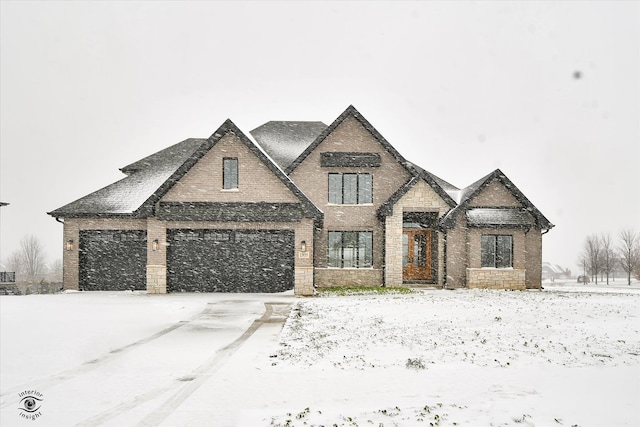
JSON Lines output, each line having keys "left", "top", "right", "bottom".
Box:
{"left": 294, "top": 267, "right": 314, "bottom": 296}
{"left": 466, "top": 268, "right": 526, "bottom": 290}
{"left": 315, "top": 268, "right": 382, "bottom": 288}
{"left": 146, "top": 265, "right": 167, "bottom": 294}
{"left": 384, "top": 180, "right": 450, "bottom": 287}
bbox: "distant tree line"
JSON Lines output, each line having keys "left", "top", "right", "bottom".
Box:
{"left": 578, "top": 229, "right": 640, "bottom": 285}
{"left": 2, "top": 235, "right": 62, "bottom": 283}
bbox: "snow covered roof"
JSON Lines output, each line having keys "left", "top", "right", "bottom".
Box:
{"left": 120, "top": 138, "right": 205, "bottom": 175}
{"left": 48, "top": 122, "right": 322, "bottom": 222}
{"left": 542, "top": 262, "right": 566, "bottom": 274}
{"left": 250, "top": 121, "right": 327, "bottom": 170}
{"left": 49, "top": 138, "right": 205, "bottom": 217}
{"left": 466, "top": 208, "right": 535, "bottom": 227}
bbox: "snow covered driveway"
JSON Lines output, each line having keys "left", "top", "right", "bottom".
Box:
{"left": 0, "top": 291, "right": 295, "bottom": 426}
{"left": 1, "top": 285, "right": 639, "bottom": 426}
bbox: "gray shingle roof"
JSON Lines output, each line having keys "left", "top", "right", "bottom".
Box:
{"left": 48, "top": 122, "right": 323, "bottom": 224}
{"left": 250, "top": 121, "right": 327, "bottom": 170}
{"left": 49, "top": 138, "right": 205, "bottom": 217}
{"left": 120, "top": 138, "right": 205, "bottom": 174}
{"left": 466, "top": 208, "right": 535, "bottom": 227}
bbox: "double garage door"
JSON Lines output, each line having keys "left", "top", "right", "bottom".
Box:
{"left": 79, "top": 229, "right": 295, "bottom": 292}
{"left": 167, "top": 229, "right": 295, "bottom": 293}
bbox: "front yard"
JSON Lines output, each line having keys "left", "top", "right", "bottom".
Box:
{"left": 1, "top": 282, "right": 639, "bottom": 426}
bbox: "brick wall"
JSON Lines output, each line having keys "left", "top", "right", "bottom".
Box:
{"left": 444, "top": 216, "right": 467, "bottom": 289}
{"left": 468, "top": 179, "right": 523, "bottom": 207}
{"left": 289, "top": 115, "right": 412, "bottom": 287}
{"left": 467, "top": 268, "right": 526, "bottom": 290}
{"left": 444, "top": 176, "right": 545, "bottom": 290}
{"left": 525, "top": 231, "right": 543, "bottom": 289}
{"left": 162, "top": 133, "right": 298, "bottom": 203}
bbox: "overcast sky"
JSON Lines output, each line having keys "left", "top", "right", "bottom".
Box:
{"left": 1, "top": 1, "right": 638, "bottom": 273}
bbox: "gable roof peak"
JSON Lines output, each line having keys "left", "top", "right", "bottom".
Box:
{"left": 208, "top": 118, "right": 239, "bottom": 140}
{"left": 285, "top": 105, "right": 410, "bottom": 174}
{"left": 441, "top": 168, "right": 553, "bottom": 230}
{"left": 344, "top": 104, "right": 359, "bottom": 114}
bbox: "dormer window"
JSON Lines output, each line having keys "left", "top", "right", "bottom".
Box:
{"left": 328, "top": 173, "right": 372, "bottom": 204}
{"left": 223, "top": 158, "right": 238, "bottom": 190}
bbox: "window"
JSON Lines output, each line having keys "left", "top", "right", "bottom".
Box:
{"left": 328, "top": 231, "right": 372, "bottom": 268}
{"left": 481, "top": 235, "right": 513, "bottom": 268}
{"left": 223, "top": 158, "right": 238, "bottom": 190}
{"left": 328, "top": 173, "right": 372, "bottom": 204}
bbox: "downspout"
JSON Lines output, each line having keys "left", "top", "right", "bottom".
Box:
{"left": 442, "top": 228, "right": 447, "bottom": 289}
{"left": 381, "top": 215, "right": 386, "bottom": 288}
{"left": 55, "top": 217, "right": 65, "bottom": 291}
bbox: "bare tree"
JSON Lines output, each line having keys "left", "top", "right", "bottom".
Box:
{"left": 49, "top": 258, "right": 63, "bottom": 282}
{"left": 19, "top": 235, "right": 46, "bottom": 282}
{"left": 5, "top": 250, "right": 25, "bottom": 281}
{"left": 582, "top": 234, "right": 602, "bottom": 284}
{"left": 619, "top": 229, "right": 639, "bottom": 286}
{"left": 600, "top": 233, "right": 615, "bottom": 285}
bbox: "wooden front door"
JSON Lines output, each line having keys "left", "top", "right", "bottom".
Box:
{"left": 403, "top": 230, "right": 432, "bottom": 281}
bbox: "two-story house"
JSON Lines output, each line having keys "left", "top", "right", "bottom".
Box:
{"left": 48, "top": 106, "right": 553, "bottom": 295}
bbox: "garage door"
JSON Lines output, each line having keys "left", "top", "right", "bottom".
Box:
{"left": 79, "top": 230, "right": 147, "bottom": 291}
{"left": 167, "top": 229, "right": 294, "bottom": 293}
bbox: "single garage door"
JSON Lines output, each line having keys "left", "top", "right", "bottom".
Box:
{"left": 167, "top": 229, "right": 294, "bottom": 293}
{"left": 79, "top": 230, "right": 147, "bottom": 291}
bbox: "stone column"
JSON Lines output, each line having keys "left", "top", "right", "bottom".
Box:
{"left": 146, "top": 218, "right": 167, "bottom": 294}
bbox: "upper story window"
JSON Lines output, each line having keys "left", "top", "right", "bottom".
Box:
{"left": 223, "top": 158, "right": 238, "bottom": 190}
{"left": 328, "top": 173, "right": 372, "bottom": 204}
{"left": 481, "top": 235, "right": 513, "bottom": 268}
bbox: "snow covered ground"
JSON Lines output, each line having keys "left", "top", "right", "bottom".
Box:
{"left": 1, "top": 281, "right": 639, "bottom": 426}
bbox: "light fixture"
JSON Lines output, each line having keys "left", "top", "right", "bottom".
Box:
{"left": 152, "top": 239, "right": 159, "bottom": 251}
{"left": 65, "top": 240, "right": 74, "bottom": 251}
{"left": 300, "top": 240, "right": 307, "bottom": 252}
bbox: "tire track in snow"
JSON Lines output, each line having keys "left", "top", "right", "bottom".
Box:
{"left": 77, "top": 302, "right": 289, "bottom": 427}
{"left": 0, "top": 303, "right": 215, "bottom": 407}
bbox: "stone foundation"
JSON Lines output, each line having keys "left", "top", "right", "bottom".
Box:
{"left": 466, "top": 268, "right": 526, "bottom": 290}
{"left": 146, "top": 265, "right": 167, "bottom": 294}
{"left": 315, "top": 268, "right": 383, "bottom": 288}
{"left": 294, "top": 267, "right": 314, "bottom": 296}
